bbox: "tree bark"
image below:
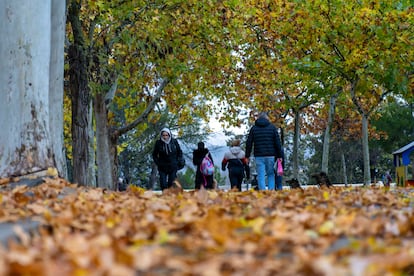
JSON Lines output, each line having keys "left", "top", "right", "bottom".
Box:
{"left": 94, "top": 93, "right": 115, "bottom": 189}
{"left": 341, "top": 151, "right": 348, "bottom": 186}
{"left": 0, "top": 0, "right": 65, "bottom": 177}
{"left": 321, "top": 94, "right": 337, "bottom": 173}
{"left": 67, "top": 1, "right": 92, "bottom": 186}
{"left": 88, "top": 104, "right": 97, "bottom": 187}
{"left": 361, "top": 114, "right": 371, "bottom": 185}
{"left": 349, "top": 77, "right": 372, "bottom": 185}
{"left": 49, "top": 0, "right": 67, "bottom": 178}
{"left": 292, "top": 109, "right": 301, "bottom": 179}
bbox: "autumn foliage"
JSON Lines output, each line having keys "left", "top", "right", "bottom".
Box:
{"left": 1, "top": 178, "right": 414, "bottom": 275}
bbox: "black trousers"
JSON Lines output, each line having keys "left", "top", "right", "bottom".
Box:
{"left": 229, "top": 167, "right": 244, "bottom": 191}
{"left": 195, "top": 168, "right": 214, "bottom": 189}
{"left": 159, "top": 170, "right": 177, "bottom": 190}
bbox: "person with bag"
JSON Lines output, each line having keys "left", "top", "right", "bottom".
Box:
{"left": 192, "top": 141, "right": 215, "bottom": 189}
{"left": 152, "top": 127, "right": 184, "bottom": 191}
{"left": 221, "top": 139, "right": 250, "bottom": 191}
{"left": 246, "top": 112, "right": 283, "bottom": 190}
{"left": 275, "top": 147, "right": 285, "bottom": 190}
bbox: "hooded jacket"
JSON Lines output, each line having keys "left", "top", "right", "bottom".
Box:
{"left": 222, "top": 146, "right": 246, "bottom": 168}
{"left": 221, "top": 145, "right": 250, "bottom": 179}
{"left": 245, "top": 117, "right": 282, "bottom": 158}
{"left": 152, "top": 128, "right": 182, "bottom": 172}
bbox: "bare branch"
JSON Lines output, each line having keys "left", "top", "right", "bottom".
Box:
{"left": 113, "top": 78, "right": 169, "bottom": 139}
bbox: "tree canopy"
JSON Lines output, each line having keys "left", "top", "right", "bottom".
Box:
{"left": 62, "top": 0, "right": 413, "bottom": 187}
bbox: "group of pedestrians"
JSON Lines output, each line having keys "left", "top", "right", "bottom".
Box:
{"left": 152, "top": 111, "right": 284, "bottom": 191}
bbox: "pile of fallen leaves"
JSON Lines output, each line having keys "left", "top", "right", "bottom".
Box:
{"left": 1, "top": 178, "right": 414, "bottom": 276}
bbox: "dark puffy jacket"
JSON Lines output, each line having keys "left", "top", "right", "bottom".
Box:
{"left": 152, "top": 138, "right": 182, "bottom": 173}
{"left": 246, "top": 117, "right": 283, "bottom": 158}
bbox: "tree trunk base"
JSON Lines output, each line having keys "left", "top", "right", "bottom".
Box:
{"left": 0, "top": 167, "right": 58, "bottom": 188}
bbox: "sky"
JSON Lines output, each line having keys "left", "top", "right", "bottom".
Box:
{"left": 206, "top": 116, "right": 248, "bottom": 146}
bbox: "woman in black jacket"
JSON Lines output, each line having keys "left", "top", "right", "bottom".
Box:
{"left": 152, "top": 127, "right": 183, "bottom": 190}
{"left": 192, "top": 142, "right": 214, "bottom": 189}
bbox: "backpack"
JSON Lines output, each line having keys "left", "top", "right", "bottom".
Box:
{"left": 174, "top": 140, "right": 185, "bottom": 170}
{"left": 200, "top": 153, "right": 214, "bottom": 176}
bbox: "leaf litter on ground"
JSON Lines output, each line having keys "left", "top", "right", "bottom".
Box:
{"left": 0, "top": 177, "right": 414, "bottom": 275}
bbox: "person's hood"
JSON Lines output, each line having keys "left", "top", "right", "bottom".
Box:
{"left": 160, "top": 127, "right": 172, "bottom": 144}
{"left": 255, "top": 117, "right": 270, "bottom": 127}
{"left": 230, "top": 146, "right": 243, "bottom": 156}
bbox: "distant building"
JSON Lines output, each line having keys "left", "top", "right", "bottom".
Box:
{"left": 392, "top": 141, "right": 414, "bottom": 186}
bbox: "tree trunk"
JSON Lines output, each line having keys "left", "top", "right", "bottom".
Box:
{"left": 49, "top": 0, "right": 67, "bottom": 178}
{"left": 341, "top": 151, "right": 348, "bottom": 186}
{"left": 292, "top": 109, "right": 301, "bottom": 179}
{"left": 321, "top": 94, "right": 337, "bottom": 173}
{"left": 0, "top": 0, "right": 65, "bottom": 177}
{"left": 94, "top": 93, "right": 115, "bottom": 189}
{"left": 361, "top": 114, "right": 371, "bottom": 185}
{"left": 88, "top": 104, "right": 96, "bottom": 187}
{"left": 350, "top": 77, "right": 375, "bottom": 186}
{"left": 67, "top": 1, "right": 92, "bottom": 186}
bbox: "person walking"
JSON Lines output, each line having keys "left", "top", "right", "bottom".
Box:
{"left": 385, "top": 171, "right": 392, "bottom": 187}
{"left": 192, "top": 142, "right": 215, "bottom": 189}
{"left": 275, "top": 147, "right": 284, "bottom": 190}
{"left": 152, "top": 127, "right": 183, "bottom": 190}
{"left": 222, "top": 139, "right": 250, "bottom": 191}
{"left": 246, "top": 112, "right": 283, "bottom": 190}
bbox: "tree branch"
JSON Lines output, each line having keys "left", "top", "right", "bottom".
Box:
{"left": 112, "top": 78, "right": 169, "bottom": 139}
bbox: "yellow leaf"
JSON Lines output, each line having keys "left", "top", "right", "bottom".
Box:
{"left": 156, "top": 228, "right": 172, "bottom": 244}
{"left": 106, "top": 218, "right": 116, "bottom": 228}
{"left": 319, "top": 220, "right": 335, "bottom": 235}
{"left": 74, "top": 269, "right": 89, "bottom": 276}
{"left": 243, "top": 217, "right": 266, "bottom": 234}
{"left": 47, "top": 167, "right": 58, "bottom": 177}
{"left": 207, "top": 190, "right": 218, "bottom": 199}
